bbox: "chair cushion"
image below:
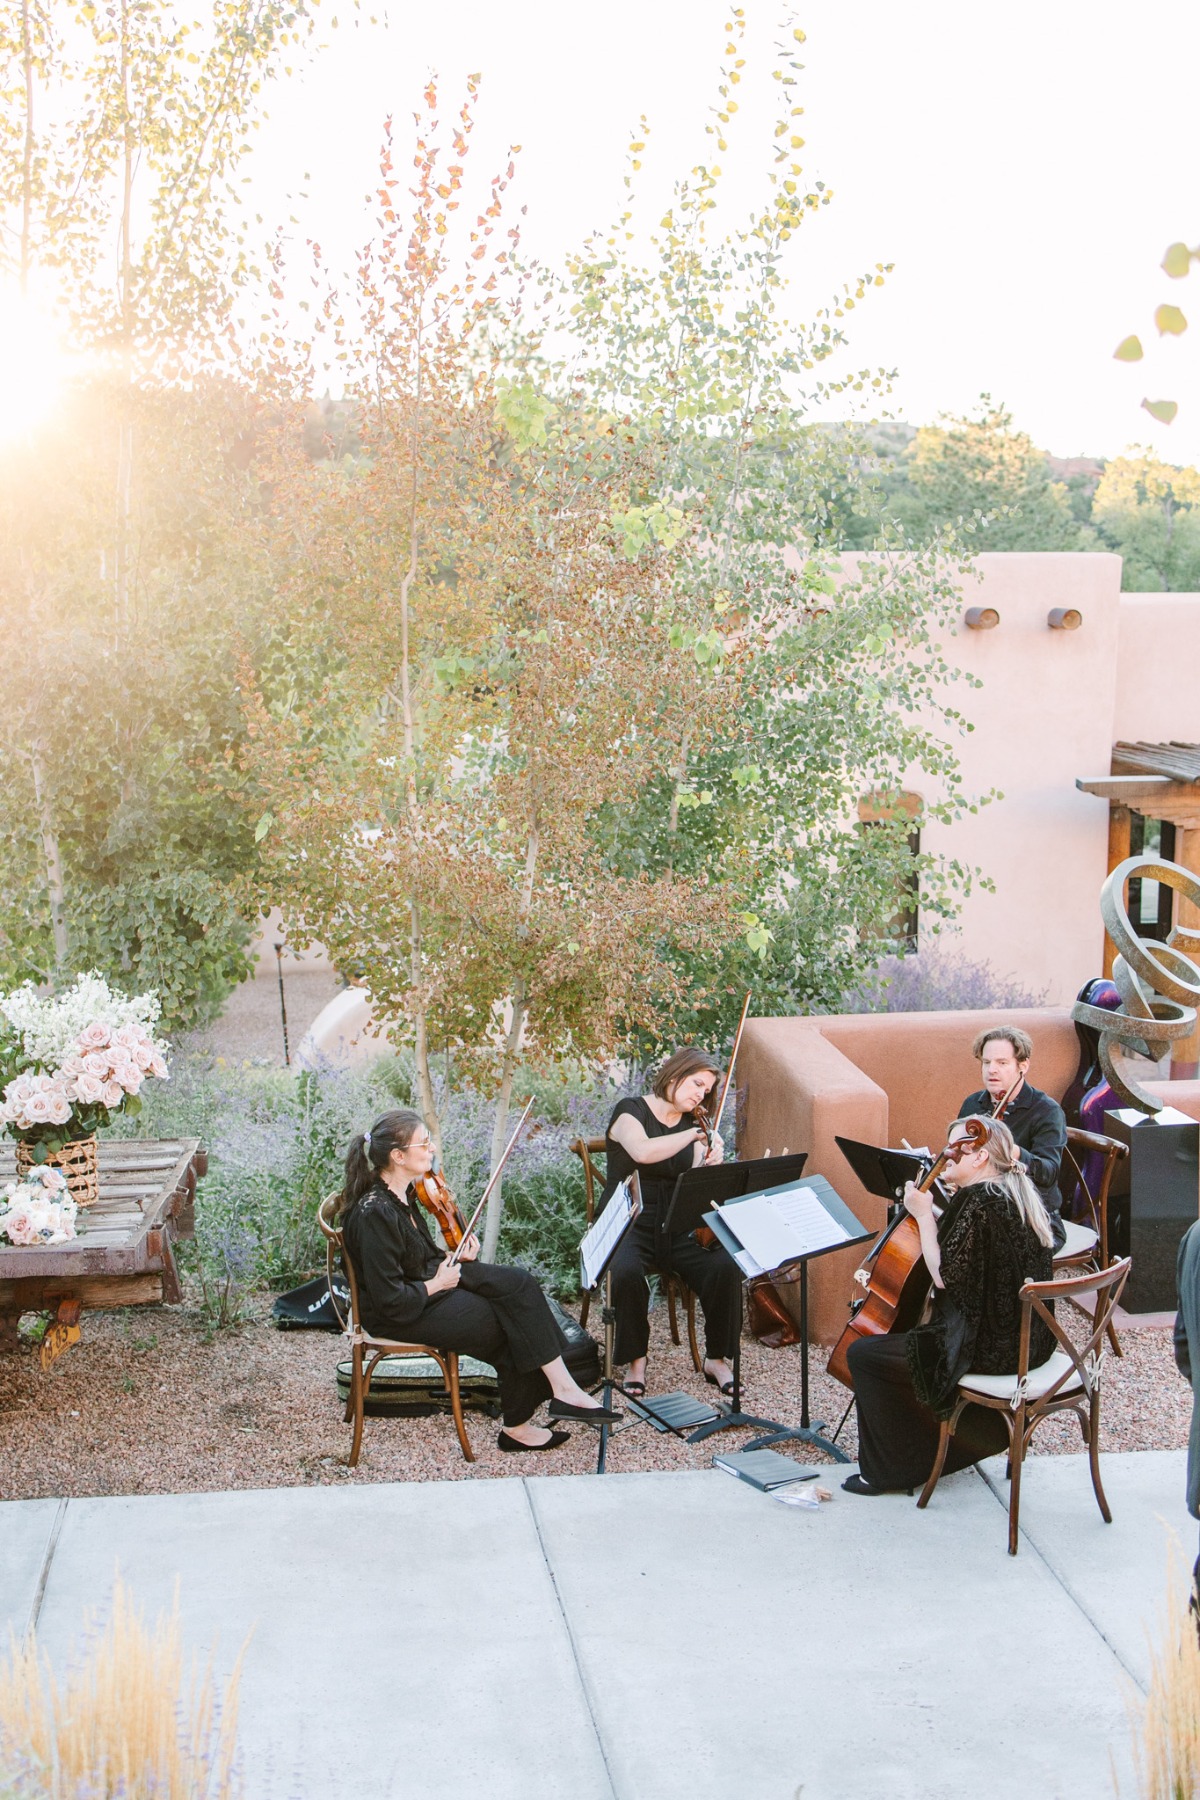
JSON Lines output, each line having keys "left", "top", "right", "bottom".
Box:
{"left": 1054, "top": 1221, "right": 1099, "bottom": 1263}
{"left": 959, "top": 1349, "right": 1083, "bottom": 1404}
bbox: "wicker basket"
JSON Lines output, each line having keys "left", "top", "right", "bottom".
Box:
{"left": 16, "top": 1133, "right": 100, "bottom": 1207}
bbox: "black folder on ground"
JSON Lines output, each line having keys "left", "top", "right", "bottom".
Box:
{"left": 712, "top": 1448, "right": 820, "bottom": 1491}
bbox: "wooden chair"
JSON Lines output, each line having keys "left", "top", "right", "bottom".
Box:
{"left": 916, "top": 1257, "right": 1132, "bottom": 1555}
{"left": 1055, "top": 1126, "right": 1129, "bottom": 1354}
{"left": 570, "top": 1137, "right": 702, "bottom": 1374}
{"left": 316, "top": 1193, "right": 474, "bottom": 1466}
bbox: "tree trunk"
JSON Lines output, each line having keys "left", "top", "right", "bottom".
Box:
{"left": 30, "top": 742, "right": 68, "bottom": 971}
{"left": 482, "top": 978, "right": 527, "bottom": 1262}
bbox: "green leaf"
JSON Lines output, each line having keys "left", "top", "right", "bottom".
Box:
{"left": 1113, "top": 335, "right": 1144, "bottom": 362}
{"left": 1162, "top": 242, "right": 1193, "bottom": 279}
{"left": 1155, "top": 304, "right": 1188, "bottom": 337}
{"left": 1142, "top": 398, "right": 1180, "bottom": 425}
{"left": 254, "top": 813, "right": 274, "bottom": 842}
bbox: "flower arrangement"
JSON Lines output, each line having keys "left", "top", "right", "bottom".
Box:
{"left": 0, "top": 1165, "right": 78, "bottom": 1245}
{"left": 0, "top": 972, "right": 170, "bottom": 1162}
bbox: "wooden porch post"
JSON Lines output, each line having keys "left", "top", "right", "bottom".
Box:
{"left": 1103, "top": 804, "right": 1132, "bottom": 981}
{"left": 1172, "top": 825, "right": 1200, "bottom": 1079}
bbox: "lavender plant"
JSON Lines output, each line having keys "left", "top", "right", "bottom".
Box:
{"left": 842, "top": 947, "right": 1048, "bottom": 1014}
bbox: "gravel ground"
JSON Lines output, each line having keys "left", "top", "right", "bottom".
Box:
{"left": 0, "top": 1297, "right": 1185, "bottom": 1500}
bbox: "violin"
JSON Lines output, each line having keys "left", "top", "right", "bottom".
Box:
{"left": 825, "top": 1116, "right": 988, "bottom": 1389}
{"left": 412, "top": 1169, "right": 469, "bottom": 1252}
{"left": 412, "top": 1097, "right": 536, "bottom": 1262}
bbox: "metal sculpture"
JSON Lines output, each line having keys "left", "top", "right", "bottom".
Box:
{"left": 1072, "top": 855, "right": 1200, "bottom": 1112}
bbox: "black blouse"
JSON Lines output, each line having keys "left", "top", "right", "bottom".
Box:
{"left": 341, "top": 1181, "right": 443, "bottom": 1334}
{"left": 908, "top": 1180, "right": 1055, "bottom": 1417}
{"left": 602, "top": 1095, "right": 702, "bottom": 1221}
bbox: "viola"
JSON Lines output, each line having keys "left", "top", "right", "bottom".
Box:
{"left": 825, "top": 1116, "right": 988, "bottom": 1389}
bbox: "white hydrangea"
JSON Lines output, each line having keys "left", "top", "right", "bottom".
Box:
{"left": 0, "top": 972, "right": 164, "bottom": 1071}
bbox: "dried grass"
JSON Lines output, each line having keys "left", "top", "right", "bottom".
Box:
{"left": 0, "top": 1577, "right": 245, "bottom": 1799}
{"left": 1129, "top": 1551, "right": 1200, "bottom": 1800}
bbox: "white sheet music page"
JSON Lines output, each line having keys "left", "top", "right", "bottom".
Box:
{"left": 719, "top": 1184, "right": 849, "bottom": 1272}
{"left": 580, "top": 1180, "right": 634, "bottom": 1291}
{"left": 765, "top": 1185, "right": 849, "bottom": 1254}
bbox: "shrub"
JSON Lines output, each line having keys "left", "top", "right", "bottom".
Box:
{"left": 120, "top": 1052, "right": 629, "bottom": 1322}
{"left": 842, "top": 947, "right": 1048, "bottom": 1015}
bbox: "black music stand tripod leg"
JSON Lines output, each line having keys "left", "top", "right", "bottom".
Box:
{"left": 597, "top": 1267, "right": 615, "bottom": 1476}
{"left": 740, "top": 1261, "right": 851, "bottom": 1463}
{"left": 684, "top": 1280, "right": 792, "bottom": 1444}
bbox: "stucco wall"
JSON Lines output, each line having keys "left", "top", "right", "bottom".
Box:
{"left": 1114, "top": 593, "right": 1200, "bottom": 741}
{"left": 836, "top": 552, "right": 1124, "bottom": 1004}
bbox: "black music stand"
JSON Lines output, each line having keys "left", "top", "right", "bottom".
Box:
{"left": 578, "top": 1172, "right": 661, "bottom": 1475}
{"left": 835, "top": 1136, "right": 929, "bottom": 1221}
{"left": 649, "top": 1155, "right": 810, "bottom": 1444}
{"left": 706, "top": 1172, "right": 872, "bottom": 1463}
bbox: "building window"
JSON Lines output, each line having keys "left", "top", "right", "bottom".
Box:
{"left": 857, "top": 792, "right": 921, "bottom": 952}
{"left": 1128, "top": 815, "right": 1177, "bottom": 941}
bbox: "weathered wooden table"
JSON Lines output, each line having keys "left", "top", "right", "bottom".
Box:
{"left": 0, "top": 1138, "right": 204, "bottom": 1366}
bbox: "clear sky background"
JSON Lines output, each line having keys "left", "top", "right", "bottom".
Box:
{"left": 252, "top": 0, "right": 1200, "bottom": 462}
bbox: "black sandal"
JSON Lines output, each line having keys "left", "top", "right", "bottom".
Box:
{"left": 621, "top": 1380, "right": 647, "bottom": 1399}
{"left": 703, "top": 1370, "right": 736, "bottom": 1397}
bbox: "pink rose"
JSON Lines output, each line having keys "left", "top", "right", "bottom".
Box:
{"left": 5, "top": 1207, "right": 34, "bottom": 1244}
{"left": 101, "top": 1081, "right": 124, "bottom": 1108}
{"left": 82, "top": 1051, "right": 110, "bottom": 1079}
{"left": 44, "top": 1092, "right": 71, "bottom": 1126}
{"left": 74, "top": 1072, "right": 105, "bottom": 1105}
{"left": 39, "top": 1168, "right": 66, "bottom": 1193}
{"left": 147, "top": 1054, "right": 169, "bottom": 1080}
{"left": 133, "top": 1044, "right": 154, "bottom": 1071}
{"left": 119, "top": 1068, "right": 142, "bottom": 1094}
{"left": 23, "top": 1091, "right": 53, "bottom": 1123}
{"left": 60, "top": 1056, "right": 86, "bottom": 1078}
{"left": 113, "top": 1024, "right": 144, "bottom": 1049}
{"left": 77, "top": 1022, "right": 111, "bottom": 1050}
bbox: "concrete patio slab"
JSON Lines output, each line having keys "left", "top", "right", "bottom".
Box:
{"left": 0, "top": 1450, "right": 1187, "bottom": 1800}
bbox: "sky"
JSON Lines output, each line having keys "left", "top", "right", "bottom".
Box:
{"left": 251, "top": 0, "right": 1200, "bottom": 463}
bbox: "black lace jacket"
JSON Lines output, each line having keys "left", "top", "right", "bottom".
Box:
{"left": 907, "top": 1180, "right": 1054, "bottom": 1418}
{"left": 341, "top": 1182, "right": 443, "bottom": 1334}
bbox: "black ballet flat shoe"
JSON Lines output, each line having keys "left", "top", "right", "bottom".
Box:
{"left": 703, "top": 1371, "right": 737, "bottom": 1397}
{"left": 547, "top": 1398, "right": 623, "bottom": 1424}
{"left": 497, "top": 1428, "right": 571, "bottom": 1453}
{"left": 842, "top": 1474, "right": 913, "bottom": 1497}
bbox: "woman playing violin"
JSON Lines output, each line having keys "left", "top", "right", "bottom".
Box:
{"left": 844, "top": 1114, "right": 1056, "bottom": 1496}
{"left": 338, "top": 1111, "right": 618, "bottom": 1453}
{"left": 601, "top": 1048, "right": 743, "bottom": 1399}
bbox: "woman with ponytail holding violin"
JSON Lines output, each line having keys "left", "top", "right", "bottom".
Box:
{"left": 844, "top": 1114, "right": 1056, "bottom": 1497}
{"left": 600, "top": 1047, "right": 743, "bottom": 1399}
{"left": 338, "top": 1111, "right": 619, "bottom": 1453}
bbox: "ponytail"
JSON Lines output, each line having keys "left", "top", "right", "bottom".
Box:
{"left": 960, "top": 1114, "right": 1056, "bottom": 1249}
{"left": 337, "top": 1109, "right": 425, "bottom": 1219}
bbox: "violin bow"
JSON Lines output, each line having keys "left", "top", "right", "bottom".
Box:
{"left": 989, "top": 1074, "right": 1023, "bottom": 1121}
{"left": 449, "top": 1095, "right": 536, "bottom": 1263}
{"left": 707, "top": 990, "right": 752, "bottom": 1144}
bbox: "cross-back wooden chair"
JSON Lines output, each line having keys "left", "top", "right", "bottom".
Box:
{"left": 916, "top": 1256, "right": 1132, "bottom": 1555}
{"left": 317, "top": 1192, "right": 474, "bottom": 1466}
{"left": 570, "top": 1137, "right": 702, "bottom": 1374}
{"left": 1054, "top": 1126, "right": 1129, "bottom": 1355}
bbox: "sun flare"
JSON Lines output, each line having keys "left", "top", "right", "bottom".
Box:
{"left": 0, "top": 288, "right": 71, "bottom": 446}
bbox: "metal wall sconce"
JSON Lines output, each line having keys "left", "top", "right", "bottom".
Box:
{"left": 963, "top": 607, "right": 1000, "bottom": 630}
{"left": 1047, "top": 608, "right": 1082, "bottom": 631}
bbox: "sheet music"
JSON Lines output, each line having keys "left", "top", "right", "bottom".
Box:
{"left": 580, "top": 1179, "right": 639, "bottom": 1291}
{"left": 718, "top": 1184, "right": 849, "bottom": 1274}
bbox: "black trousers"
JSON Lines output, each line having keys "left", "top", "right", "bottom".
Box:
{"left": 848, "top": 1331, "right": 1008, "bottom": 1492}
{"left": 609, "top": 1218, "right": 741, "bottom": 1365}
{"left": 400, "top": 1261, "right": 568, "bottom": 1428}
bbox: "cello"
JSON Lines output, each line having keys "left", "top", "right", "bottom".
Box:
{"left": 825, "top": 1116, "right": 988, "bottom": 1388}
